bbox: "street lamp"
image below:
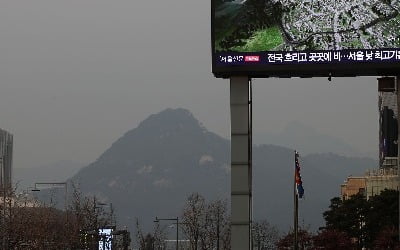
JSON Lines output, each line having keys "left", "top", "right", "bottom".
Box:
{"left": 154, "top": 216, "right": 179, "bottom": 250}
{"left": 17, "top": 187, "right": 36, "bottom": 207}
{"left": 31, "top": 182, "right": 68, "bottom": 210}
{"left": 96, "top": 202, "right": 115, "bottom": 228}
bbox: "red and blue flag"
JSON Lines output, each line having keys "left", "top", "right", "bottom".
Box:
{"left": 295, "top": 151, "right": 304, "bottom": 199}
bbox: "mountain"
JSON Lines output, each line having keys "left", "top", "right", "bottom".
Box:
{"left": 14, "top": 160, "right": 83, "bottom": 191}
{"left": 253, "top": 147, "right": 376, "bottom": 230}
{"left": 70, "top": 108, "right": 377, "bottom": 233}
{"left": 71, "top": 108, "right": 230, "bottom": 231}
{"left": 254, "top": 121, "right": 370, "bottom": 157}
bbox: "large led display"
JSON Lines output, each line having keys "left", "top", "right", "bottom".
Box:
{"left": 98, "top": 228, "right": 113, "bottom": 250}
{"left": 212, "top": 0, "right": 400, "bottom": 78}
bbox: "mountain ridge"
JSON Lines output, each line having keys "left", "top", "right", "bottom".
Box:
{"left": 254, "top": 120, "right": 375, "bottom": 158}
{"left": 67, "top": 108, "right": 377, "bottom": 233}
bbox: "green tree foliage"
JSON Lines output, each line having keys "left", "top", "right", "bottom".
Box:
{"left": 243, "top": 0, "right": 282, "bottom": 30}
{"left": 323, "top": 193, "right": 368, "bottom": 247}
{"left": 215, "top": 0, "right": 284, "bottom": 51}
{"left": 214, "top": 0, "right": 235, "bottom": 7}
{"left": 322, "top": 189, "right": 399, "bottom": 249}
{"left": 373, "top": 226, "right": 400, "bottom": 249}
{"left": 366, "top": 189, "right": 399, "bottom": 243}
{"left": 312, "top": 229, "right": 355, "bottom": 250}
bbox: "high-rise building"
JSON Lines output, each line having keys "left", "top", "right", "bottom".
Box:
{"left": 0, "top": 129, "right": 13, "bottom": 191}
{"left": 340, "top": 78, "right": 400, "bottom": 200}
{"left": 379, "top": 91, "right": 398, "bottom": 166}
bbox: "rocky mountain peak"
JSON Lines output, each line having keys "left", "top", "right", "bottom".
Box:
{"left": 134, "top": 108, "right": 206, "bottom": 136}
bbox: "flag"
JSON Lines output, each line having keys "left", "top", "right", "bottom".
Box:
{"left": 295, "top": 151, "right": 304, "bottom": 198}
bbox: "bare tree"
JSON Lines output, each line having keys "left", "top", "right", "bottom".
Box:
{"left": 153, "top": 221, "right": 167, "bottom": 250}
{"left": 181, "top": 194, "right": 231, "bottom": 250}
{"left": 67, "top": 184, "right": 115, "bottom": 249}
{"left": 181, "top": 193, "right": 206, "bottom": 250}
{"left": 199, "top": 199, "right": 229, "bottom": 250}
{"left": 135, "top": 218, "right": 166, "bottom": 250}
{"left": 135, "top": 218, "right": 147, "bottom": 249}
{"left": 0, "top": 183, "right": 116, "bottom": 249}
{"left": 252, "top": 220, "right": 280, "bottom": 250}
{"left": 220, "top": 218, "right": 231, "bottom": 250}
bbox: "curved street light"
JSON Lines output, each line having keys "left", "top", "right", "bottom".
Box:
{"left": 154, "top": 216, "right": 179, "bottom": 250}
{"left": 31, "top": 182, "right": 68, "bottom": 211}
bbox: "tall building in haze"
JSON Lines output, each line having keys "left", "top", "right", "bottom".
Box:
{"left": 341, "top": 78, "right": 400, "bottom": 200}
{"left": 379, "top": 92, "right": 398, "bottom": 166}
{"left": 0, "top": 129, "right": 13, "bottom": 191}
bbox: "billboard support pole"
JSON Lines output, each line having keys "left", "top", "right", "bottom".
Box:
{"left": 230, "top": 76, "right": 252, "bottom": 250}
{"left": 397, "top": 76, "right": 400, "bottom": 242}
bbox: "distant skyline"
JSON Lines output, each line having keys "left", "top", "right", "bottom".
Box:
{"left": 2, "top": 0, "right": 378, "bottom": 169}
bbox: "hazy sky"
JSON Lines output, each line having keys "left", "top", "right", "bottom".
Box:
{"left": 2, "top": 0, "right": 379, "bottom": 169}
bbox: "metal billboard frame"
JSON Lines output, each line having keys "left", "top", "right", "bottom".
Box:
{"left": 211, "top": 0, "right": 400, "bottom": 78}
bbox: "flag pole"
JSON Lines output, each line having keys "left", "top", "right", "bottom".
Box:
{"left": 294, "top": 151, "right": 299, "bottom": 250}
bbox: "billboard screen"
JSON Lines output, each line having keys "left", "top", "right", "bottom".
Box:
{"left": 98, "top": 228, "right": 113, "bottom": 250}
{"left": 212, "top": 0, "right": 400, "bottom": 78}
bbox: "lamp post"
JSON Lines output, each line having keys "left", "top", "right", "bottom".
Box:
{"left": 97, "top": 202, "right": 114, "bottom": 227}
{"left": 31, "top": 182, "right": 68, "bottom": 211}
{"left": 96, "top": 202, "right": 117, "bottom": 250}
{"left": 154, "top": 216, "right": 179, "bottom": 250}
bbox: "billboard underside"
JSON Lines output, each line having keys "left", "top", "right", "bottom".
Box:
{"left": 212, "top": 0, "right": 400, "bottom": 78}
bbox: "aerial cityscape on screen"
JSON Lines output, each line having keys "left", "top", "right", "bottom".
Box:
{"left": 215, "top": 0, "right": 400, "bottom": 52}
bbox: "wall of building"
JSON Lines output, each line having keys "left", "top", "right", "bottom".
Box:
{"left": 340, "top": 177, "right": 366, "bottom": 200}
{"left": 0, "top": 129, "right": 13, "bottom": 191}
{"left": 365, "top": 168, "right": 399, "bottom": 199}
{"left": 341, "top": 168, "right": 399, "bottom": 200}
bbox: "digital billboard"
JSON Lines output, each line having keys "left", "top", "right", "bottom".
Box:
{"left": 98, "top": 228, "right": 113, "bottom": 250}
{"left": 212, "top": 0, "right": 400, "bottom": 78}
